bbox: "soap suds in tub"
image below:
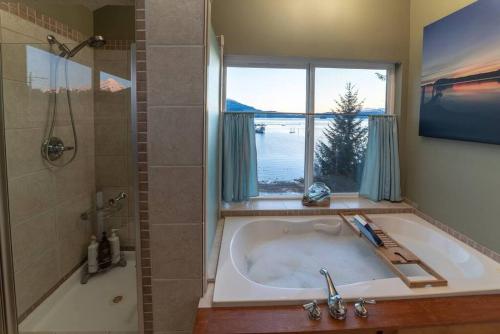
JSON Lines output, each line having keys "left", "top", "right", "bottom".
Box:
{"left": 244, "top": 229, "right": 395, "bottom": 289}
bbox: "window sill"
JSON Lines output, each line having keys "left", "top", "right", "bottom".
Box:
{"left": 221, "top": 195, "right": 412, "bottom": 217}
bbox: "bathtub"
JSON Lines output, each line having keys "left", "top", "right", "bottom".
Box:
{"left": 213, "top": 214, "right": 500, "bottom": 306}
{"left": 19, "top": 251, "right": 138, "bottom": 333}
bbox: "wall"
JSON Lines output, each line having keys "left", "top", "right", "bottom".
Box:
{"left": 93, "top": 5, "right": 136, "bottom": 249}
{"left": 94, "top": 5, "right": 135, "bottom": 40}
{"left": 212, "top": 0, "right": 409, "bottom": 61}
{"left": 211, "top": 0, "right": 411, "bottom": 190}
{"left": 0, "top": 7, "right": 95, "bottom": 317}
{"left": 93, "top": 48, "right": 136, "bottom": 248}
{"left": 145, "top": 0, "right": 206, "bottom": 332}
{"left": 405, "top": 0, "right": 500, "bottom": 254}
{"left": 20, "top": 0, "right": 93, "bottom": 36}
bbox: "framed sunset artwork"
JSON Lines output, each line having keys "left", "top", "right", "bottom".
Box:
{"left": 419, "top": 0, "right": 500, "bottom": 144}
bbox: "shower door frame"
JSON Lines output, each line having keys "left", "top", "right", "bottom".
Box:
{"left": 0, "top": 44, "right": 19, "bottom": 334}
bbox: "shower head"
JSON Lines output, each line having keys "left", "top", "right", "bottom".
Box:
{"left": 67, "top": 35, "right": 106, "bottom": 58}
{"left": 47, "top": 34, "right": 106, "bottom": 58}
{"left": 88, "top": 35, "right": 106, "bottom": 48}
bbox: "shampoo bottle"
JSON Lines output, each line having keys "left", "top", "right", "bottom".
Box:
{"left": 87, "top": 235, "right": 98, "bottom": 274}
{"left": 97, "top": 232, "right": 112, "bottom": 269}
{"left": 109, "top": 229, "right": 121, "bottom": 265}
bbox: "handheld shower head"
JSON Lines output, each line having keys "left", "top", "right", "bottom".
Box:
{"left": 47, "top": 34, "right": 106, "bottom": 58}
{"left": 47, "top": 34, "right": 71, "bottom": 57}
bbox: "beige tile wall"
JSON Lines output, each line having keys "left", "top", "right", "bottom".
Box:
{"left": 145, "top": 0, "right": 207, "bottom": 332}
{"left": 93, "top": 49, "right": 136, "bottom": 248}
{"left": 0, "top": 9, "right": 96, "bottom": 317}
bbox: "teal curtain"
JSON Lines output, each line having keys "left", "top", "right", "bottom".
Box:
{"left": 359, "top": 116, "right": 402, "bottom": 202}
{"left": 222, "top": 113, "right": 258, "bottom": 202}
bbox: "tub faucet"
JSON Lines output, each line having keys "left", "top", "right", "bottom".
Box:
{"left": 319, "top": 267, "right": 346, "bottom": 320}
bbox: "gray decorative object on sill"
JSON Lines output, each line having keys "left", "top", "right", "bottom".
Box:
{"left": 302, "top": 182, "right": 331, "bottom": 207}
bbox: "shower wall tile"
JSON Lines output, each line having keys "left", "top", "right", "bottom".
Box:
{"left": 147, "top": 46, "right": 204, "bottom": 106}
{"left": 5, "top": 128, "right": 46, "bottom": 178}
{"left": 96, "top": 155, "right": 129, "bottom": 187}
{"left": 93, "top": 48, "right": 136, "bottom": 249}
{"left": 55, "top": 194, "right": 93, "bottom": 275}
{"left": 147, "top": 0, "right": 205, "bottom": 45}
{"left": 14, "top": 246, "right": 60, "bottom": 316}
{"left": 95, "top": 119, "right": 129, "bottom": 155}
{"left": 10, "top": 210, "right": 57, "bottom": 273}
{"left": 8, "top": 170, "right": 56, "bottom": 224}
{"left": 149, "top": 167, "right": 203, "bottom": 224}
{"left": 151, "top": 224, "right": 203, "bottom": 279}
{"left": 145, "top": 0, "right": 207, "bottom": 331}
{"left": 151, "top": 279, "right": 202, "bottom": 332}
{"left": 1, "top": 8, "right": 97, "bottom": 317}
{"left": 2, "top": 80, "right": 34, "bottom": 129}
{"left": 53, "top": 158, "right": 94, "bottom": 203}
{"left": 149, "top": 106, "right": 204, "bottom": 166}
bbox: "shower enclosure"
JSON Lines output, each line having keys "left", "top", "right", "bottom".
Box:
{"left": 0, "top": 2, "right": 140, "bottom": 333}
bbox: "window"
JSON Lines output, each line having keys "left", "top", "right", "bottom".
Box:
{"left": 225, "top": 57, "right": 395, "bottom": 196}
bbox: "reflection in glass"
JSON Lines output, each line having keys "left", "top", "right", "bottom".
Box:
{"left": 27, "top": 45, "right": 91, "bottom": 91}
{"left": 100, "top": 71, "right": 131, "bottom": 92}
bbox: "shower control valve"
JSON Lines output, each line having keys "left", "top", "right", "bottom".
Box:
{"left": 42, "top": 137, "right": 74, "bottom": 161}
{"left": 354, "top": 298, "right": 376, "bottom": 318}
{"left": 303, "top": 300, "right": 321, "bottom": 320}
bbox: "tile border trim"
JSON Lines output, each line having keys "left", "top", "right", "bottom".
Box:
{"left": 0, "top": 2, "right": 85, "bottom": 42}
{"left": 135, "top": 0, "right": 151, "bottom": 333}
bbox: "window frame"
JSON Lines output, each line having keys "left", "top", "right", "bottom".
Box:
{"left": 223, "top": 56, "right": 397, "bottom": 198}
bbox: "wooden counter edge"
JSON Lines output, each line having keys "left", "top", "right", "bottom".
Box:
{"left": 194, "top": 294, "right": 500, "bottom": 333}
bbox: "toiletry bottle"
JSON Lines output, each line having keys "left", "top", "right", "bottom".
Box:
{"left": 97, "top": 232, "right": 112, "bottom": 269}
{"left": 109, "top": 229, "right": 121, "bottom": 265}
{"left": 88, "top": 235, "right": 99, "bottom": 274}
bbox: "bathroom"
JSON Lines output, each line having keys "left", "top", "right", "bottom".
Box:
{"left": 0, "top": 0, "right": 499, "bottom": 334}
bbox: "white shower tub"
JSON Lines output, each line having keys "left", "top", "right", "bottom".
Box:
{"left": 213, "top": 214, "right": 500, "bottom": 306}
{"left": 20, "top": 251, "right": 138, "bottom": 333}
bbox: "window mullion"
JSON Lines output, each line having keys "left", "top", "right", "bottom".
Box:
{"left": 304, "top": 64, "right": 315, "bottom": 190}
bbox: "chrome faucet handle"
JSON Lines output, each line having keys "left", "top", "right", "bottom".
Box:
{"left": 354, "top": 298, "right": 376, "bottom": 318}
{"left": 319, "top": 267, "right": 346, "bottom": 320}
{"left": 302, "top": 300, "right": 321, "bottom": 320}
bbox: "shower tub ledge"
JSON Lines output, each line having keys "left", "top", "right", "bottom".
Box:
{"left": 214, "top": 214, "right": 500, "bottom": 306}
{"left": 19, "top": 251, "right": 138, "bottom": 334}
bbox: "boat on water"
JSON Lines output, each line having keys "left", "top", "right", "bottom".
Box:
{"left": 255, "top": 124, "right": 266, "bottom": 134}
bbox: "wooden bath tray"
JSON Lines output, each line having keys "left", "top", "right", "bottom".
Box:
{"left": 339, "top": 213, "right": 447, "bottom": 288}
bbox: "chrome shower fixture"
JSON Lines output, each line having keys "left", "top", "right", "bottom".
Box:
{"left": 42, "top": 34, "right": 106, "bottom": 167}
{"left": 47, "top": 34, "right": 106, "bottom": 59}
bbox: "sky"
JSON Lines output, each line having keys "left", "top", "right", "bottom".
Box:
{"left": 226, "top": 67, "right": 387, "bottom": 113}
{"left": 422, "top": 0, "right": 500, "bottom": 85}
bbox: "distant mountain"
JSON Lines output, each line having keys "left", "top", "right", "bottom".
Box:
{"left": 226, "top": 99, "right": 263, "bottom": 112}
{"left": 100, "top": 78, "right": 126, "bottom": 92}
{"left": 226, "top": 99, "right": 385, "bottom": 117}
{"left": 357, "top": 108, "right": 385, "bottom": 116}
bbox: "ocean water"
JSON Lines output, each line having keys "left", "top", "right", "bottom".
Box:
{"left": 255, "top": 117, "right": 368, "bottom": 183}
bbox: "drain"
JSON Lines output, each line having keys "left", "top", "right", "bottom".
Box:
{"left": 112, "top": 295, "right": 123, "bottom": 304}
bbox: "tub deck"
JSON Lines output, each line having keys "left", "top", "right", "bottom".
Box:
{"left": 214, "top": 214, "right": 500, "bottom": 306}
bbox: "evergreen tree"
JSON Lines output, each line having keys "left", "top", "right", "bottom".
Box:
{"left": 315, "top": 82, "right": 368, "bottom": 191}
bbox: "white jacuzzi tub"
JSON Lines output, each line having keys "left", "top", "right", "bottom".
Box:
{"left": 213, "top": 214, "right": 500, "bottom": 306}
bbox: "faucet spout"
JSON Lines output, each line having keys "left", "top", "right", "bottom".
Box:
{"left": 319, "top": 267, "right": 346, "bottom": 320}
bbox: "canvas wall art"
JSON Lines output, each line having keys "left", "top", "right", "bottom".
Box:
{"left": 420, "top": 0, "right": 500, "bottom": 144}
